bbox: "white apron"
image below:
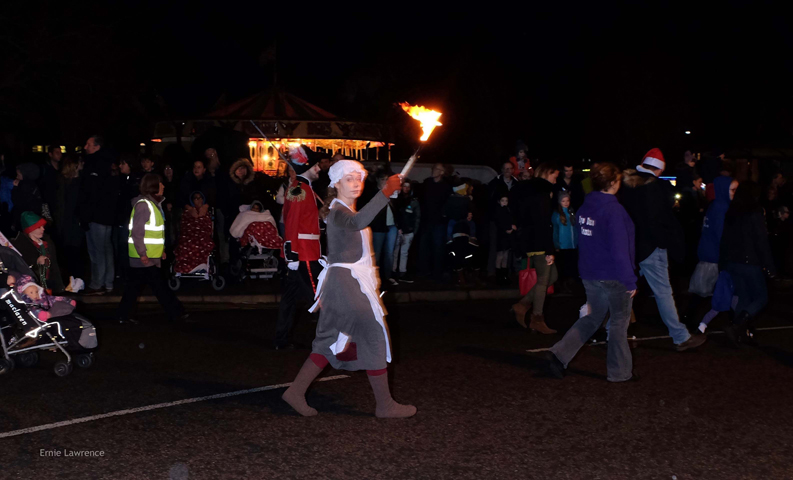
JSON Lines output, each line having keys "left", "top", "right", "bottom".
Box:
{"left": 309, "top": 198, "right": 391, "bottom": 362}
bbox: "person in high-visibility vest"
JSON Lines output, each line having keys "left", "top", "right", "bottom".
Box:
{"left": 116, "top": 173, "right": 185, "bottom": 324}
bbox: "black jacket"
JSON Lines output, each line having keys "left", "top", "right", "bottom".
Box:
{"left": 179, "top": 173, "right": 217, "bottom": 207}
{"left": 720, "top": 209, "right": 775, "bottom": 273}
{"left": 55, "top": 175, "right": 83, "bottom": 247}
{"left": 39, "top": 161, "right": 60, "bottom": 211}
{"left": 395, "top": 193, "right": 420, "bottom": 233}
{"left": 420, "top": 177, "right": 452, "bottom": 225}
{"left": 442, "top": 194, "right": 471, "bottom": 222}
{"left": 510, "top": 177, "right": 555, "bottom": 254}
{"left": 488, "top": 175, "right": 518, "bottom": 214}
{"left": 80, "top": 149, "right": 120, "bottom": 226}
{"left": 554, "top": 176, "right": 585, "bottom": 210}
{"left": 620, "top": 169, "right": 684, "bottom": 264}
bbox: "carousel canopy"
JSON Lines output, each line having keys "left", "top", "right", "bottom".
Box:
{"left": 154, "top": 88, "right": 390, "bottom": 145}
{"left": 152, "top": 88, "right": 394, "bottom": 174}
{"left": 205, "top": 88, "right": 338, "bottom": 121}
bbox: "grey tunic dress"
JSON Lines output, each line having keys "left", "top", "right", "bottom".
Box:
{"left": 311, "top": 191, "right": 391, "bottom": 371}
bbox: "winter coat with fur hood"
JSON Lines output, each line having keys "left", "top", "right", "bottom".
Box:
{"left": 619, "top": 169, "right": 684, "bottom": 264}
{"left": 222, "top": 159, "right": 278, "bottom": 225}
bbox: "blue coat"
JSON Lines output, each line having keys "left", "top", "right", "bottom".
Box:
{"left": 552, "top": 209, "right": 578, "bottom": 250}
{"left": 697, "top": 176, "right": 733, "bottom": 264}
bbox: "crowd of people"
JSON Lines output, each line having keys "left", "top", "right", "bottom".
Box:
{"left": 1, "top": 135, "right": 790, "bottom": 387}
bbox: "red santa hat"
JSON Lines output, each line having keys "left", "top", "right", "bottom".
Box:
{"left": 641, "top": 148, "right": 665, "bottom": 170}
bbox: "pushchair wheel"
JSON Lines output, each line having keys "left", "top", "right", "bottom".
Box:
{"left": 212, "top": 275, "right": 226, "bottom": 291}
{"left": 16, "top": 351, "right": 39, "bottom": 368}
{"left": 0, "top": 358, "right": 15, "bottom": 375}
{"left": 75, "top": 353, "right": 94, "bottom": 369}
{"left": 168, "top": 277, "right": 181, "bottom": 291}
{"left": 53, "top": 360, "right": 73, "bottom": 377}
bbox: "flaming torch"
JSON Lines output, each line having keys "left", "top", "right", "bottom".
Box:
{"left": 399, "top": 102, "right": 443, "bottom": 178}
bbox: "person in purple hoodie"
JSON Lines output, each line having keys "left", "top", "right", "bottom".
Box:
{"left": 545, "top": 163, "right": 638, "bottom": 382}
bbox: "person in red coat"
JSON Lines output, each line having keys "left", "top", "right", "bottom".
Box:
{"left": 274, "top": 145, "right": 324, "bottom": 350}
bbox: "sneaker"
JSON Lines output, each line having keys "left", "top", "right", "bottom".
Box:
{"left": 399, "top": 274, "right": 415, "bottom": 284}
{"left": 544, "top": 351, "right": 565, "bottom": 379}
{"left": 117, "top": 317, "right": 139, "bottom": 325}
{"left": 82, "top": 288, "right": 106, "bottom": 296}
{"left": 388, "top": 278, "right": 399, "bottom": 286}
{"left": 676, "top": 333, "right": 707, "bottom": 352}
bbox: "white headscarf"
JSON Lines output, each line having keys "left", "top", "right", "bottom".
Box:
{"left": 329, "top": 160, "right": 368, "bottom": 187}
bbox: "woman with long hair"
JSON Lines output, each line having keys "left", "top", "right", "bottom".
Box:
{"left": 552, "top": 191, "right": 579, "bottom": 293}
{"left": 720, "top": 181, "right": 775, "bottom": 346}
{"left": 282, "top": 159, "right": 416, "bottom": 418}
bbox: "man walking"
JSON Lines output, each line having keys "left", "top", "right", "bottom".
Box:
{"left": 620, "top": 148, "right": 706, "bottom": 351}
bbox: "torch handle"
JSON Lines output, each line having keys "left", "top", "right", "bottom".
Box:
{"left": 400, "top": 145, "right": 423, "bottom": 179}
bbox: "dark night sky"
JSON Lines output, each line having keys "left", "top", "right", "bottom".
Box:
{"left": 2, "top": 0, "right": 792, "bottom": 166}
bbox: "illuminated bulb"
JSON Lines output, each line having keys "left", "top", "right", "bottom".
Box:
{"left": 684, "top": 131, "right": 691, "bottom": 135}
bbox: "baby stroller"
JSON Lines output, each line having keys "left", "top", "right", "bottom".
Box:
{"left": 229, "top": 202, "right": 284, "bottom": 281}
{"left": 169, "top": 206, "right": 226, "bottom": 291}
{"left": 0, "top": 288, "right": 97, "bottom": 377}
{"left": 447, "top": 220, "right": 480, "bottom": 284}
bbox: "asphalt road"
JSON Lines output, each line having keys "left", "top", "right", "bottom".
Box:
{"left": 2, "top": 292, "right": 793, "bottom": 479}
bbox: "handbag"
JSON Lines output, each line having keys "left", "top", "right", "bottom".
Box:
{"left": 519, "top": 267, "right": 555, "bottom": 296}
{"left": 711, "top": 271, "right": 734, "bottom": 312}
{"left": 688, "top": 261, "right": 719, "bottom": 297}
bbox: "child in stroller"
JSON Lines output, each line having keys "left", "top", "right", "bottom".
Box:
{"left": 170, "top": 191, "right": 225, "bottom": 290}
{"left": 173, "top": 191, "right": 216, "bottom": 275}
{"left": 229, "top": 201, "right": 284, "bottom": 279}
{"left": 1, "top": 275, "right": 97, "bottom": 376}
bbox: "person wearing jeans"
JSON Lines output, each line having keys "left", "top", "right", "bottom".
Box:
{"left": 370, "top": 171, "right": 400, "bottom": 285}
{"left": 392, "top": 182, "right": 419, "bottom": 282}
{"left": 619, "top": 148, "right": 706, "bottom": 351}
{"left": 638, "top": 247, "right": 691, "bottom": 344}
{"left": 79, "top": 135, "right": 120, "bottom": 295}
{"left": 546, "top": 163, "right": 637, "bottom": 382}
{"left": 86, "top": 222, "right": 114, "bottom": 292}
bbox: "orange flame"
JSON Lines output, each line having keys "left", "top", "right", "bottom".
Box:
{"left": 400, "top": 103, "right": 442, "bottom": 142}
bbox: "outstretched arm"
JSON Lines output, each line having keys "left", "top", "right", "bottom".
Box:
{"left": 331, "top": 191, "right": 390, "bottom": 231}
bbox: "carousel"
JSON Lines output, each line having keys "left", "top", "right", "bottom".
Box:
{"left": 152, "top": 88, "right": 393, "bottom": 176}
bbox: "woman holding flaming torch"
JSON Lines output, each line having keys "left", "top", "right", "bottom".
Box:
{"left": 281, "top": 159, "right": 417, "bottom": 418}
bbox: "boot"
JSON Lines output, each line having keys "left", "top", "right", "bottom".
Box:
{"left": 368, "top": 372, "right": 417, "bottom": 418}
{"left": 723, "top": 311, "right": 750, "bottom": 348}
{"left": 282, "top": 358, "right": 325, "bottom": 416}
{"left": 511, "top": 303, "right": 529, "bottom": 328}
{"left": 529, "top": 313, "right": 557, "bottom": 334}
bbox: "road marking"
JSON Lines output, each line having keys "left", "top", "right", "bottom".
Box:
{"left": 0, "top": 375, "right": 349, "bottom": 439}
{"left": 526, "top": 325, "right": 793, "bottom": 353}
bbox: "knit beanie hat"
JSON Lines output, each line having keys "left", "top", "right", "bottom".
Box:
{"left": 15, "top": 274, "right": 42, "bottom": 298}
{"left": 453, "top": 183, "right": 469, "bottom": 195}
{"left": 641, "top": 148, "right": 665, "bottom": 170}
{"left": 21, "top": 211, "right": 46, "bottom": 234}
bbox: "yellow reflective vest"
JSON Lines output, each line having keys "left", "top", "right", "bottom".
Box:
{"left": 128, "top": 198, "right": 165, "bottom": 259}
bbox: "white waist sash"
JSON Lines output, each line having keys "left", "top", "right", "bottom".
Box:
{"left": 309, "top": 257, "right": 391, "bottom": 363}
